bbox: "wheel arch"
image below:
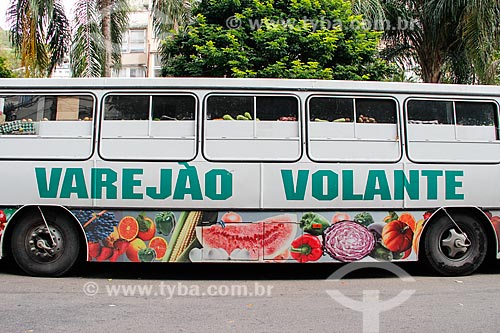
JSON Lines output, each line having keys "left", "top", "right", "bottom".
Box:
{"left": 1, "top": 205, "right": 88, "bottom": 262}
{"left": 418, "top": 206, "right": 497, "bottom": 262}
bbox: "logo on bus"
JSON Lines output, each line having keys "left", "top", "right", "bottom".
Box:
{"left": 281, "top": 169, "right": 464, "bottom": 201}
{"left": 35, "top": 163, "right": 233, "bottom": 201}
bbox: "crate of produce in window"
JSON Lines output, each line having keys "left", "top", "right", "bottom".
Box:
{"left": 16, "top": 121, "right": 36, "bottom": 134}
{"left": 0, "top": 120, "right": 36, "bottom": 135}
{"left": 0, "top": 120, "right": 22, "bottom": 134}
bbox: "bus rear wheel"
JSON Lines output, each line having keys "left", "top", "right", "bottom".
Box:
{"left": 10, "top": 214, "right": 80, "bottom": 277}
{"left": 423, "top": 213, "right": 487, "bottom": 276}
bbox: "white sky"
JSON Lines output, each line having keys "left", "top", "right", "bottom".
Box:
{"left": 0, "top": 0, "right": 77, "bottom": 30}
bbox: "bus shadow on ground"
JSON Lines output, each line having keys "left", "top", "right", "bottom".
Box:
{"left": 2, "top": 259, "right": 500, "bottom": 280}
{"left": 63, "top": 261, "right": 500, "bottom": 280}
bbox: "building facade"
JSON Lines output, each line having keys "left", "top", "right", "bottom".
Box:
{"left": 113, "top": 0, "right": 161, "bottom": 78}
{"left": 52, "top": 0, "right": 161, "bottom": 78}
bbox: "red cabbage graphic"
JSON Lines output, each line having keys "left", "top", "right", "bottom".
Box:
{"left": 324, "top": 221, "right": 375, "bottom": 262}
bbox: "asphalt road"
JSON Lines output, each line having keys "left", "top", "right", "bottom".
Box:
{"left": 1, "top": 261, "right": 500, "bottom": 333}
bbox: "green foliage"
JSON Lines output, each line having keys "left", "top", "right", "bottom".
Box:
{"left": 380, "top": 0, "right": 500, "bottom": 84}
{"left": 0, "top": 56, "right": 14, "bottom": 78}
{"left": 0, "top": 30, "right": 21, "bottom": 75}
{"left": 160, "top": 0, "right": 393, "bottom": 80}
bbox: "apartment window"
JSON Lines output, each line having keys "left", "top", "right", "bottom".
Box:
{"left": 121, "top": 29, "right": 146, "bottom": 53}
{"left": 130, "top": 67, "right": 146, "bottom": 77}
{"left": 152, "top": 53, "right": 162, "bottom": 77}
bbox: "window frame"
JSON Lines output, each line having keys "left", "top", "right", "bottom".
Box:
{"left": 203, "top": 93, "right": 302, "bottom": 162}
{"left": 306, "top": 94, "right": 401, "bottom": 163}
{"left": 99, "top": 91, "right": 198, "bottom": 162}
{"left": 405, "top": 97, "right": 499, "bottom": 142}
{"left": 121, "top": 29, "right": 146, "bottom": 53}
{"left": 0, "top": 91, "right": 96, "bottom": 161}
{"left": 404, "top": 97, "right": 500, "bottom": 164}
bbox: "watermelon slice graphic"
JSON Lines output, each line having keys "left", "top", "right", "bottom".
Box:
{"left": 196, "top": 214, "right": 298, "bottom": 260}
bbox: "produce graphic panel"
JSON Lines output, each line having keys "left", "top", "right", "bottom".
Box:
{"left": 2, "top": 207, "right": 499, "bottom": 263}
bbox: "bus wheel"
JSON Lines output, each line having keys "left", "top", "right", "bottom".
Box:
{"left": 10, "top": 214, "right": 80, "bottom": 277}
{"left": 423, "top": 214, "right": 487, "bottom": 276}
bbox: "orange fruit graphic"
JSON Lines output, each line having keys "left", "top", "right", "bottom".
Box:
{"left": 126, "top": 238, "right": 147, "bottom": 262}
{"left": 149, "top": 237, "right": 168, "bottom": 260}
{"left": 118, "top": 216, "right": 139, "bottom": 241}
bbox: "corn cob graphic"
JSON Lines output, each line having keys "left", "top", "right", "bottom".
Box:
{"left": 163, "top": 211, "right": 203, "bottom": 262}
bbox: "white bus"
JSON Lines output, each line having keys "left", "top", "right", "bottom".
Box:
{"left": 0, "top": 77, "right": 499, "bottom": 276}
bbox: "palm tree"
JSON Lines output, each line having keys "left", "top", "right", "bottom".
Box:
{"left": 152, "top": 0, "right": 197, "bottom": 76}
{"left": 151, "top": 0, "right": 193, "bottom": 38}
{"left": 379, "top": 0, "right": 500, "bottom": 84}
{"left": 6, "top": 0, "right": 70, "bottom": 77}
{"left": 350, "top": 0, "right": 385, "bottom": 22}
{"left": 71, "top": 0, "right": 129, "bottom": 77}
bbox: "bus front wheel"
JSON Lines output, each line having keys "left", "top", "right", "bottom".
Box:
{"left": 423, "top": 214, "right": 487, "bottom": 276}
{"left": 10, "top": 214, "right": 80, "bottom": 277}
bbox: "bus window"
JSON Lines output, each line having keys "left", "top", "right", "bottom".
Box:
{"left": 2, "top": 95, "right": 44, "bottom": 123}
{"left": 206, "top": 96, "right": 253, "bottom": 120}
{"left": 406, "top": 99, "right": 499, "bottom": 163}
{"left": 455, "top": 101, "right": 497, "bottom": 142}
{"left": 152, "top": 95, "right": 195, "bottom": 121}
{"left": 309, "top": 97, "right": 353, "bottom": 122}
{"left": 0, "top": 94, "right": 95, "bottom": 159}
{"left": 456, "top": 101, "right": 496, "bottom": 126}
{"left": 101, "top": 93, "right": 197, "bottom": 161}
{"left": 307, "top": 96, "right": 400, "bottom": 162}
{"left": 356, "top": 98, "right": 396, "bottom": 124}
{"left": 204, "top": 94, "right": 301, "bottom": 161}
{"left": 1, "top": 95, "right": 92, "bottom": 124}
{"left": 104, "top": 95, "right": 149, "bottom": 120}
{"left": 407, "top": 100, "right": 454, "bottom": 124}
{"left": 256, "top": 96, "right": 298, "bottom": 121}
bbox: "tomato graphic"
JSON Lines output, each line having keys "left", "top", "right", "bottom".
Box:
{"left": 221, "top": 212, "right": 242, "bottom": 223}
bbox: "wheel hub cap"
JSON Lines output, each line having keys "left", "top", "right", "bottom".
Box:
{"left": 28, "top": 226, "right": 62, "bottom": 258}
{"left": 442, "top": 229, "right": 469, "bottom": 258}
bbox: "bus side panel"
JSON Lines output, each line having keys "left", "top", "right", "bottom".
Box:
{"left": 0, "top": 161, "right": 95, "bottom": 207}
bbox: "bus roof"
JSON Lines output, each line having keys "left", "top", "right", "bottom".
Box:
{"left": 0, "top": 77, "right": 498, "bottom": 97}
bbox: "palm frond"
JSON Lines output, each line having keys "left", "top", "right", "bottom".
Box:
{"left": 109, "top": 0, "right": 130, "bottom": 67}
{"left": 46, "top": 0, "right": 70, "bottom": 75}
{"left": 351, "top": 0, "right": 385, "bottom": 22}
{"left": 7, "top": 0, "right": 69, "bottom": 77}
{"left": 152, "top": 0, "right": 193, "bottom": 38}
{"left": 71, "top": 0, "right": 105, "bottom": 77}
{"left": 71, "top": 0, "right": 130, "bottom": 77}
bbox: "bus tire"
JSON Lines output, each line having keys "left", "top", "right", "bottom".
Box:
{"left": 423, "top": 213, "right": 487, "bottom": 276}
{"left": 10, "top": 213, "right": 80, "bottom": 277}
